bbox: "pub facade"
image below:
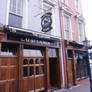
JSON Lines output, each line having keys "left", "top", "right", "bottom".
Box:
{"left": 0, "top": 0, "right": 64, "bottom": 92}
{"left": 0, "top": 25, "right": 62, "bottom": 92}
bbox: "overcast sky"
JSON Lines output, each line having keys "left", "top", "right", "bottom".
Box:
{"left": 82, "top": 0, "right": 92, "bottom": 44}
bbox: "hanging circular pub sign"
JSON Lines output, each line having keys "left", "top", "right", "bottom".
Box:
{"left": 41, "top": 12, "right": 52, "bottom": 32}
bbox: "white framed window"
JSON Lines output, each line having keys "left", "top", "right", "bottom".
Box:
{"left": 62, "top": 0, "right": 68, "bottom": 5}
{"left": 63, "top": 15, "right": 70, "bottom": 40}
{"left": 75, "top": 0, "right": 80, "bottom": 12}
{"left": 8, "top": 0, "right": 23, "bottom": 27}
{"left": 10, "top": 0, "right": 23, "bottom": 15}
{"left": 78, "top": 21, "right": 83, "bottom": 42}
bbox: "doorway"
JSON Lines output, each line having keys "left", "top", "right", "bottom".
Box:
{"left": 49, "top": 58, "right": 60, "bottom": 88}
{"left": 22, "top": 57, "right": 45, "bottom": 92}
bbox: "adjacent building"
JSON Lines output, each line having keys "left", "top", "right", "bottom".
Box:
{"left": 59, "top": 0, "right": 89, "bottom": 88}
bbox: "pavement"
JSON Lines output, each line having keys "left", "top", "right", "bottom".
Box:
{"left": 53, "top": 78, "right": 91, "bottom": 92}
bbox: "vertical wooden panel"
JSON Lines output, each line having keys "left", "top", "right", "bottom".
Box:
{"left": 0, "top": 57, "right": 18, "bottom": 92}
{"left": 0, "top": 43, "right": 1, "bottom": 55}
{"left": 45, "top": 47, "right": 50, "bottom": 91}
{"left": 67, "top": 59, "right": 74, "bottom": 86}
{"left": 57, "top": 48, "right": 62, "bottom": 88}
{"left": 18, "top": 45, "right": 23, "bottom": 92}
{"left": 72, "top": 50, "right": 77, "bottom": 85}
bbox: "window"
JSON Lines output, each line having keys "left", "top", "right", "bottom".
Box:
{"left": 23, "top": 59, "right": 28, "bottom": 65}
{"left": 1, "top": 43, "right": 18, "bottom": 56}
{"left": 62, "top": 0, "right": 68, "bottom": 5}
{"left": 75, "top": 0, "right": 80, "bottom": 12}
{"left": 63, "top": 15, "right": 70, "bottom": 40}
{"left": 9, "top": 0, "right": 23, "bottom": 27}
{"left": 67, "top": 50, "right": 73, "bottom": 58}
{"left": 23, "top": 49, "right": 44, "bottom": 57}
{"left": 36, "top": 66, "right": 39, "bottom": 75}
{"left": 78, "top": 22, "right": 83, "bottom": 42}
{"left": 30, "top": 67, "right": 34, "bottom": 76}
{"left": 48, "top": 48, "right": 57, "bottom": 57}
{"left": 23, "top": 67, "right": 28, "bottom": 77}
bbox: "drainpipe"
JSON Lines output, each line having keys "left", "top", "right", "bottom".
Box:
{"left": 57, "top": 0, "right": 67, "bottom": 88}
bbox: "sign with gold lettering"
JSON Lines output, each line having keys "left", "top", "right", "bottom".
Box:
{"left": 41, "top": 12, "right": 52, "bottom": 32}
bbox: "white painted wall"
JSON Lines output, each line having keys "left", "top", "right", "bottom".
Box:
{"left": 0, "top": 0, "right": 61, "bottom": 38}
{"left": 0, "top": 0, "right": 9, "bottom": 25}
{"left": 27, "top": 0, "right": 61, "bottom": 37}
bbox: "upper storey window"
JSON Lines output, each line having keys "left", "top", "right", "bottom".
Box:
{"left": 62, "top": 0, "right": 68, "bottom": 5}
{"left": 75, "top": 0, "right": 80, "bottom": 12}
{"left": 78, "top": 21, "right": 84, "bottom": 42}
{"left": 9, "top": 0, "right": 23, "bottom": 27}
{"left": 63, "top": 15, "right": 70, "bottom": 40}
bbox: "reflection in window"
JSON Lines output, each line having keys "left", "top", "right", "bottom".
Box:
{"left": 36, "top": 66, "right": 39, "bottom": 75}
{"left": 30, "top": 59, "right": 34, "bottom": 64}
{"left": 23, "top": 49, "right": 43, "bottom": 56}
{"left": 40, "top": 59, "right": 44, "bottom": 64}
{"left": 23, "top": 59, "right": 28, "bottom": 65}
{"left": 23, "top": 67, "right": 28, "bottom": 77}
{"left": 30, "top": 67, "right": 34, "bottom": 76}
{"left": 35, "top": 59, "right": 39, "bottom": 64}
{"left": 1, "top": 43, "right": 17, "bottom": 56}
{"left": 48, "top": 48, "right": 57, "bottom": 57}
{"left": 67, "top": 50, "right": 73, "bottom": 58}
{"left": 40, "top": 66, "right": 44, "bottom": 74}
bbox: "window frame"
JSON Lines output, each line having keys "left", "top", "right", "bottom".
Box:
{"left": 75, "top": 0, "right": 80, "bottom": 12}
{"left": 62, "top": 0, "right": 68, "bottom": 5}
{"left": 77, "top": 21, "right": 83, "bottom": 42}
{"left": 9, "top": 0, "right": 23, "bottom": 16}
{"left": 63, "top": 14, "right": 71, "bottom": 40}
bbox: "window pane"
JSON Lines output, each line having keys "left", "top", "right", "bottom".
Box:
{"left": 1, "top": 43, "right": 17, "bottom": 56}
{"left": 30, "top": 67, "right": 34, "bottom": 76}
{"left": 23, "top": 59, "right": 28, "bottom": 65}
{"left": 64, "top": 16, "right": 70, "bottom": 30}
{"left": 23, "top": 49, "right": 43, "bottom": 57}
{"left": 40, "top": 66, "right": 44, "bottom": 74}
{"left": 36, "top": 66, "right": 39, "bottom": 75}
{"left": 67, "top": 50, "right": 73, "bottom": 58}
{"left": 48, "top": 48, "right": 57, "bottom": 57}
{"left": 10, "top": 0, "right": 16, "bottom": 13}
{"left": 23, "top": 67, "right": 28, "bottom": 77}
{"left": 8, "top": 13, "right": 22, "bottom": 27}
{"left": 30, "top": 59, "right": 34, "bottom": 64}
{"left": 17, "top": 0, "right": 23, "bottom": 15}
{"left": 35, "top": 59, "right": 39, "bottom": 64}
{"left": 64, "top": 15, "right": 70, "bottom": 39}
{"left": 40, "top": 59, "right": 44, "bottom": 64}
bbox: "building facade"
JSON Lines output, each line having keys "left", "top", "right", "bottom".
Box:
{"left": 0, "top": 0, "right": 64, "bottom": 92}
{"left": 0, "top": 0, "right": 89, "bottom": 92}
{"left": 59, "top": 0, "right": 89, "bottom": 88}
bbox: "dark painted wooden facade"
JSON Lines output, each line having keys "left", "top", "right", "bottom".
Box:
{"left": 64, "top": 40, "right": 89, "bottom": 87}
{"left": 0, "top": 26, "right": 62, "bottom": 92}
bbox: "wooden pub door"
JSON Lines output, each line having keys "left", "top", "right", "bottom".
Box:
{"left": 0, "top": 56, "right": 18, "bottom": 92}
{"left": 22, "top": 57, "right": 45, "bottom": 92}
{"left": 67, "top": 50, "right": 76, "bottom": 87}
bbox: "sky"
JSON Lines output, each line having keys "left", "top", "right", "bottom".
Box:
{"left": 81, "top": 0, "right": 92, "bottom": 44}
